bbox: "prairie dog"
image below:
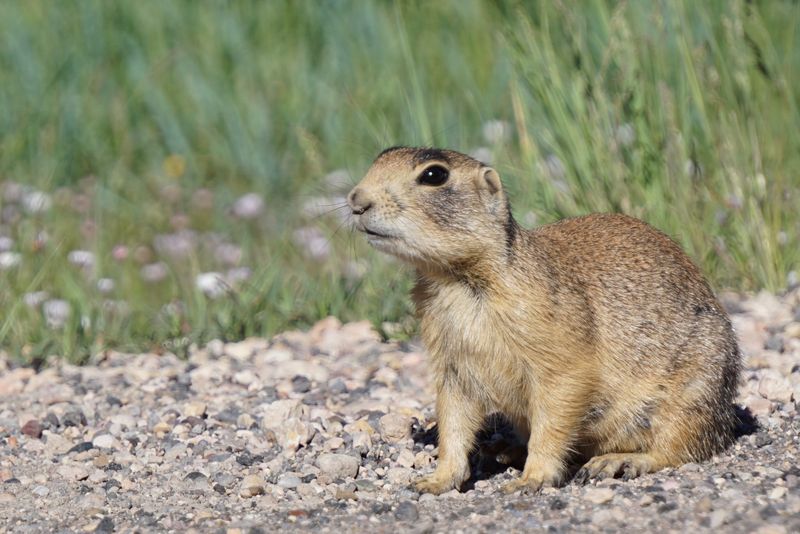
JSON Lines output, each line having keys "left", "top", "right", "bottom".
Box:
{"left": 347, "top": 147, "right": 741, "bottom": 494}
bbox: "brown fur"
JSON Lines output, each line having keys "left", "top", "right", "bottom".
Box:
{"left": 348, "top": 147, "right": 741, "bottom": 494}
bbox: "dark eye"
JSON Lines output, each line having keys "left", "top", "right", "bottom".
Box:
{"left": 417, "top": 165, "right": 449, "bottom": 186}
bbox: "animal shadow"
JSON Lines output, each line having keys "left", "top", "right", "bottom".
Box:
{"left": 411, "top": 413, "right": 526, "bottom": 490}
{"left": 412, "top": 404, "right": 760, "bottom": 490}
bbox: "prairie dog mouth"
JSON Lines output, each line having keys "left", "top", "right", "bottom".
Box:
{"left": 365, "top": 228, "right": 393, "bottom": 238}
{"left": 361, "top": 226, "right": 395, "bottom": 239}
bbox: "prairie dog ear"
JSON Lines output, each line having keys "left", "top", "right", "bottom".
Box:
{"left": 475, "top": 166, "right": 503, "bottom": 196}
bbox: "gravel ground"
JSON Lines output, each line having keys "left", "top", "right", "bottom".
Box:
{"left": 1, "top": 289, "right": 800, "bottom": 533}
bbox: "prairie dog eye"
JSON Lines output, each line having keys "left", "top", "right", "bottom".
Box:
{"left": 417, "top": 165, "right": 449, "bottom": 186}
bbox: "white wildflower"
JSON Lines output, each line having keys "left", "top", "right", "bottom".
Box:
{"left": 153, "top": 230, "right": 196, "bottom": 259}
{"left": 522, "top": 211, "right": 538, "bottom": 227}
{"left": 23, "top": 291, "right": 49, "bottom": 308}
{"left": 2, "top": 181, "right": 24, "bottom": 203}
{"left": 469, "top": 147, "right": 493, "bottom": 165}
{"left": 214, "top": 243, "right": 242, "bottom": 266}
{"left": 196, "top": 272, "right": 227, "bottom": 299}
{"left": 67, "top": 250, "right": 95, "bottom": 270}
{"left": 43, "top": 299, "right": 71, "bottom": 329}
{"left": 293, "top": 227, "right": 331, "bottom": 261}
{"left": 231, "top": 193, "right": 265, "bottom": 219}
{"left": 102, "top": 300, "right": 130, "bottom": 316}
{"left": 226, "top": 267, "right": 251, "bottom": 285}
{"left": 482, "top": 120, "right": 511, "bottom": 145}
{"left": 323, "top": 169, "right": 353, "bottom": 194}
{"left": 343, "top": 260, "right": 367, "bottom": 282}
{"left": 0, "top": 251, "right": 21, "bottom": 270}
{"left": 140, "top": 262, "right": 169, "bottom": 283}
{"left": 0, "top": 236, "right": 13, "bottom": 252}
{"left": 615, "top": 123, "right": 636, "bottom": 147}
{"left": 541, "top": 154, "right": 566, "bottom": 181}
{"left": 97, "top": 278, "right": 115, "bottom": 294}
{"left": 21, "top": 191, "right": 52, "bottom": 214}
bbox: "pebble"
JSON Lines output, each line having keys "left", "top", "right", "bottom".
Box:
{"left": 236, "top": 413, "right": 255, "bottom": 429}
{"left": 92, "top": 434, "right": 116, "bottom": 449}
{"left": 57, "top": 465, "right": 90, "bottom": 481}
{"left": 396, "top": 449, "right": 415, "bottom": 468}
{"left": 43, "top": 432, "right": 74, "bottom": 456}
{"left": 316, "top": 453, "right": 360, "bottom": 479}
{"left": 385, "top": 467, "right": 414, "bottom": 485}
{"left": 584, "top": 487, "right": 615, "bottom": 504}
{"left": 239, "top": 475, "right": 265, "bottom": 498}
{"left": 769, "top": 486, "right": 786, "bottom": 499}
{"left": 709, "top": 509, "right": 728, "bottom": 528}
{"left": 277, "top": 474, "right": 302, "bottom": 489}
{"left": 286, "top": 418, "right": 317, "bottom": 450}
{"left": 21, "top": 419, "right": 43, "bottom": 439}
{"left": 758, "top": 376, "right": 794, "bottom": 404}
{"left": 32, "top": 485, "right": 50, "bottom": 497}
{"left": 379, "top": 413, "right": 411, "bottom": 442}
{"left": 184, "top": 402, "right": 207, "bottom": 418}
{"left": 394, "top": 501, "right": 419, "bottom": 521}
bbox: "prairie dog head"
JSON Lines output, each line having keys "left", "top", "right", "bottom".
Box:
{"left": 347, "top": 147, "right": 514, "bottom": 268}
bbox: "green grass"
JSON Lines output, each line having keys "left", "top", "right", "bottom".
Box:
{"left": 0, "top": 0, "right": 798, "bottom": 363}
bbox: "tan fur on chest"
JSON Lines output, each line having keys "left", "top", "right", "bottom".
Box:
{"left": 415, "top": 279, "right": 563, "bottom": 417}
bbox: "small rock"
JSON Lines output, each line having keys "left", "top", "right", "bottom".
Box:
{"left": 584, "top": 487, "right": 615, "bottom": 505}
{"left": 44, "top": 432, "right": 74, "bottom": 456}
{"left": 764, "top": 335, "right": 785, "bottom": 353}
{"left": 92, "top": 434, "right": 116, "bottom": 449}
{"left": 21, "top": 420, "right": 43, "bottom": 439}
{"left": 769, "top": 486, "right": 786, "bottom": 499}
{"left": 32, "top": 485, "right": 50, "bottom": 497}
{"left": 316, "top": 453, "right": 360, "bottom": 479}
{"left": 355, "top": 480, "right": 376, "bottom": 492}
{"left": 184, "top": 402, "right": 207, "bottom": 418}
{"left": 236, "top": 413, "right": 256, "bottom": 429}
{"left": 292, "top": 375, "right": 312, "bottom": 393}
{"left": 278, "top": 474, "right": 302, "bottom": 489}
{"left": 62, "top": 409, "right": 87, "bottom": 427}
{"left": 759, "top": 376, "right": 794, "bottom": 404}
{"left": 239, "top": 475, "right": 265, "bottom": 498}
{"left": 93, "top": 517, "right": 115, "bottom": 533}
{"left": 57, "top": 465, "right": 90, "bottom": 481}
{"left": 233, "top": 370, "right": 257, "bottom": 386}
{"left": 152, "top": 421, "right": 172, "bottom": 435}
{"left": 379, "top": 413, "right": 411, "bottom": 442}
{"left": 68, "top": 442, "right": 94, "bottom": 455}
{"left": 394, "top": 501, "right": 419, "bottom": 521}
{"left": 709, "top": 509, "right": 728, "bottom": 529}
{"left": 744, "top": 395, "right": 773, "bottom": 416}
{"left": 325, "top": 437, "right": 344, "bottom": 450}
{"left": 334, "top": 488, "right": 358, "bottom": 500}
{"left": 396, "top": 449, "right": 415, "bottom": 468}
{"left": 414, "top": 451, "right": 434, "bottom": 468}
{"left": 386, "top": 467, "right": 414, "bottom": 485}
{"left": 351, "top": 431, "right": 372, "bottom": 454}
{"left": 784, "top": 322, "right": 800, "bottom": 339}
{"left": 280, "top": 418, "right": 316, "bottom": 452}
{"left": 0, "top": 492, "right": 15, "bottom": 503}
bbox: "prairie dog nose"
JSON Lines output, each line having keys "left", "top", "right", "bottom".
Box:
{"left": 347, "top": 187, "right": 373, "bottom": 215}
